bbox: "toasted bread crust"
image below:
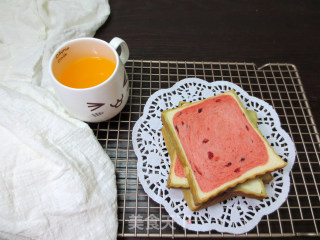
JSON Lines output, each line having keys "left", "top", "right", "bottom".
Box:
{"left": 162, "top": 127, "right": 189, "bottom": 188}
{"left": 183, "top": 189, "right": 237, "bottom": 211}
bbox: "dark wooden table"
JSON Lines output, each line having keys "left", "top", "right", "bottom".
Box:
{"left": 94, "top": 0, "right": 320, "bottom": 238}
{"left": 96, "top": 0, "right": 320, "bottom": 132}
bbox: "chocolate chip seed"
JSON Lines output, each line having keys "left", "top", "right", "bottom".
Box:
{"left": 202, "top": 138, "right": 209, "bottom": 143}
{"left": 225, "top": 162, "right": 232, "bottom": 167}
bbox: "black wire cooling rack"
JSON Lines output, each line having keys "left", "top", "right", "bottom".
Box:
{"left": 88, "top": 60, "right": 320, "bottom": 238}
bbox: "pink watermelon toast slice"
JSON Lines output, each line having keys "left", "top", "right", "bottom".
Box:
{"left": 161, "top": 90, "right": 287, "bottom": 205}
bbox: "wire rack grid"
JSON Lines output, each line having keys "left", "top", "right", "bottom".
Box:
{"left": 88, "top": 60, "right": 320, "bottom": 238}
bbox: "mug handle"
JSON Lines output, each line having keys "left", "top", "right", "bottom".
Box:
{"left": 109, "top": 37, "right": 129, "bottom": 65}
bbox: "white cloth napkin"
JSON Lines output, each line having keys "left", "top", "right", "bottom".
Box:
{"left": 0, "top": 1, "right": 118, "bottom": 239}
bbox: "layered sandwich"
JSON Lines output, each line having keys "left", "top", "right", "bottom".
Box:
{"left": 161, "top": 90, "right": 286, "bottom": 210}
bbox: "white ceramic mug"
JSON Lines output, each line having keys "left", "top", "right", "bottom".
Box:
{"left": 49, "top": 37, "right": 129, "bottom": 122}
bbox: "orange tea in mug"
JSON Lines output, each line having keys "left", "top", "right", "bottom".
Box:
{"left": 50, "top": 37, "right": 129, "bottom": 122}
{"left": 58, "top": 56, "right": 116, "bottom": 89}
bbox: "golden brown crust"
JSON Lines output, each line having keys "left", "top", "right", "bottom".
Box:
{"left": 183, "top": 177, "right": 269, "bottom": 211}
{"left": 163, "top": 128, "right": 189, "bottom": 188}
{"left": 183, "top": 189, "right": 237, "bottom": 211}
{"left": 260, "top": 172, "right": 274, "bottom": 184}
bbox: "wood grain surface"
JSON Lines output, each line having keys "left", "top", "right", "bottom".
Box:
{"left": 95, "top": 0, "right": 320, "bottom": 132}
{"left": 94, "top": 2, "right": 320, "bottom": 239}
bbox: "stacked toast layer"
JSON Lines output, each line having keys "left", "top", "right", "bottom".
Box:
{"left": 161, "top": 90, "right": 287, "bottom": 209}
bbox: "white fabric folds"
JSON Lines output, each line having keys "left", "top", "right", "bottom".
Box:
{"left": 0, "top": 1, "right": 118, "bottom": 239}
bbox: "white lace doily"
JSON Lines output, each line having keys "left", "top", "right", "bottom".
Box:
{"left": 132, "top": 78, "right": 296, "bottom": 234}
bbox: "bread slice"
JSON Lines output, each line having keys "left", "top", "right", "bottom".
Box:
{"left": 164, "top": 125, "right": 272, "bottom": 193}
{"left": 165, "top": 103, "right": 259, "bottom": 188}
{"left": 183, "top": 174, "right": 276, "bottom": 211}
{"left": 164, "top": 101, "right": 273, "bottom": 194}
{"left": 182, "top": 188, "right": 237, "bottom": 211}
{"left": 161, "top": 90, "right": 287, "bottom": 205}
{"left": 164, "top": 124, "right": 272, "bottom": 211}
{"left": 163, "top": 101, "right": 274, "bottom": 210}
{"left": 163, "top": 126, "right": 189, "bottom": 188}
